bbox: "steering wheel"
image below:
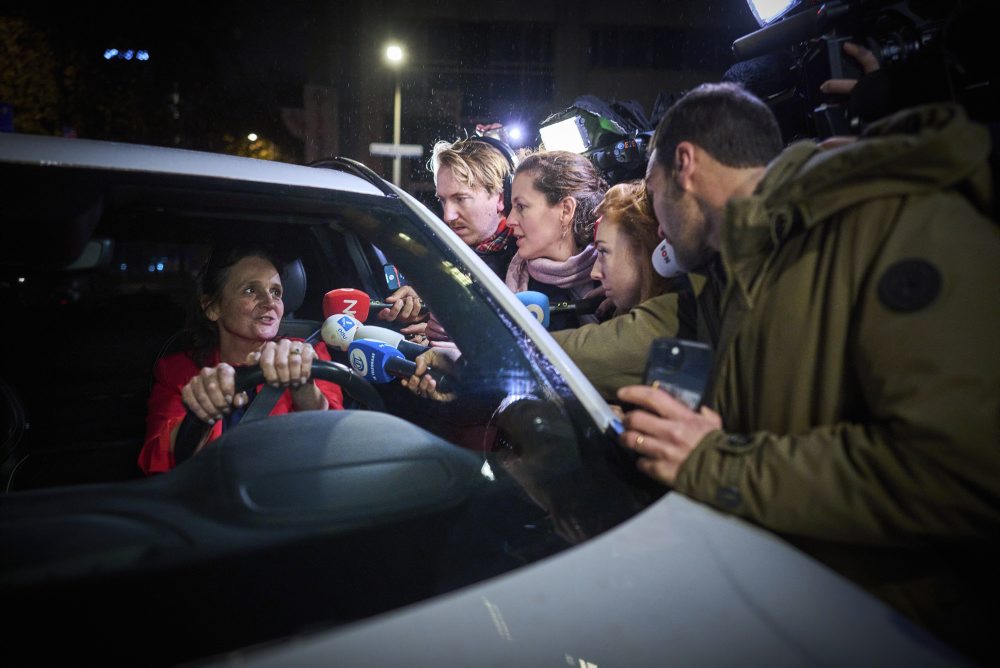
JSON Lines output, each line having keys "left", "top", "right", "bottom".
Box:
{"left": 173, "top": 359, "right": 383, "bottom": 465}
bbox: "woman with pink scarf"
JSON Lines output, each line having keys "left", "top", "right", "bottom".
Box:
{"left": 505, "top": 151, "right": 607, "bottom": 330}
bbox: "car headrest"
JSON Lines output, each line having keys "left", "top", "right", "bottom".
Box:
{"left": 281, "top": 258, "right": 307, "bottom": 315}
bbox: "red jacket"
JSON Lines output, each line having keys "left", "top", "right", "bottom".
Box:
{"left": 139, "top": 341, "right": 344, "bottom": 474}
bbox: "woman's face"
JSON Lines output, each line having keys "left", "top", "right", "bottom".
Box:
{"left": 204, "top": 256, "right": 284, "bottom": 346}
{"left": 591, "top": 219, "right": 642, "bottom": 312}
{"left": 507, "top": 172, "right": 573, "bottom": 261}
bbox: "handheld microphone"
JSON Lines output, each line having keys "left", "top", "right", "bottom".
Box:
{"left": 323, "top": 288, "right": 428, "bottom": 322}
{"left": 322, "top": 313, "right": 429, "bottom": 359}
{"left": 516, "top": 291, "right": 550, "bottom": 329}
{"left": 652, "top": 239, "right": 683, "bottom": 278}
{"left": 323, "top": 288, "right": 372, "bottom": 321}
{"left": 321, "top": 312, "right": 363, "bottom": 351}
{"left": 347, "top": 339, "right": 452, "bottom": 392}
{"left": 356, "top": 324, "right": 429, "bottom": 360}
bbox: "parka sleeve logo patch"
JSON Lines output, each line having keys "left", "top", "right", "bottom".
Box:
{"left": 877, "top": 259, "right": 942, "bottom": 312}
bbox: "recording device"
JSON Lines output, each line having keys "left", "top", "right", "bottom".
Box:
{"left": 384, "top": 263, "right": 406, "bottom": 291}
{"left": 642, "top": 338, "right": 713, "bottom": 410}
{"left": 321, "top": 313, "right": 429, "bottom": 359}
{"left": 347, "top": 339, "right": 453, "bottom": 392}
{"left": 538, "top": 96, "right": 654, "bottom": 185}
{"left": 729, "top": 0, "right": 955, "bottom": 140}
{"left": 323, "top": 287, "right": 428, "bottom": 323}
{"left": 587, "top": 133, "right": 652, "bottom": 183}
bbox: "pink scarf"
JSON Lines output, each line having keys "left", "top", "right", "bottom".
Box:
{"left": 505, "top": 244, "right": 599, "bottom": 298}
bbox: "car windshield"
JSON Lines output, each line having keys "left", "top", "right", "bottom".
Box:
{"left": 0, "top": 139, "right": 659, "bottom": 662}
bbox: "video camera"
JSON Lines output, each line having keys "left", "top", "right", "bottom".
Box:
{"left": 537, "top": 95, "right": 657, "bottom": 185}
{"left": 730, "top": 0, "right": 957, "bottom": 140}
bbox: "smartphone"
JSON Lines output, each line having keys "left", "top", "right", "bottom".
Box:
{"left": 384, "top": 263, "right": 406, "bottom": 290}
{"left": 642, "top": 337, "right": 713, "bottom": 410}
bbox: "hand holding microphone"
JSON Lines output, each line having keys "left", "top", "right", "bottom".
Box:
{"left": 323, "top": 287, "right": 428, "bottom": 323}
{"left": 402, "top": 347, "right": 462, "bottom": 401}
{"left": 376, "top": 285, "right": 428, "bottom": 325}
{"left": 347, "top": 339, "right": 454, "bottom": 395}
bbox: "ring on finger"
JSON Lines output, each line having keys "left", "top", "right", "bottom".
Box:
{"left": 635, "top": 434, "right": 645, "bottom": 448}
{"left": 290, "top": 348, "right": 302, "bottom": 356}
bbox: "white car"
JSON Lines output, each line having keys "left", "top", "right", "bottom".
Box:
{"left": 0, "top": 133, "right": 960, "bottom": 665}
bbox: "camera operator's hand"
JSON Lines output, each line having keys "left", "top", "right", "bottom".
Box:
{"left": 819, "top": 42, "right": 880, "bottom": 96}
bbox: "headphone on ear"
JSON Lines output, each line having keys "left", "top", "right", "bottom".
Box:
{"left": 466, "top": 135, "right": 518, "bottom": 216}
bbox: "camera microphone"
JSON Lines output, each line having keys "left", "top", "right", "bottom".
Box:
{"left": 732, "top": 3, "right": 849, "bottom": 61}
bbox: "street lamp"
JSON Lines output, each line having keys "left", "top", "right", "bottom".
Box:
{"left": 385, "top": 43, "right": 405, "bottom": 186}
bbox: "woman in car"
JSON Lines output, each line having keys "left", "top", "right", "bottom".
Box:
{"left": 590, "top": 180, "right": 674, "bottom": 316}
{"left": 505, "top": 150, "right": 607, "bottom": 330}
{"left": 139, "top": 245, "right": 344, "bottom": 474}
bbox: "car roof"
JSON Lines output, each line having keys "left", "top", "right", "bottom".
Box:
{"left": 0, "top": 133, "right": 387, "bottom": 197}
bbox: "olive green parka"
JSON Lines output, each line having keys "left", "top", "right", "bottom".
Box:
{"left": 674, "top": 104, "right": 999, "bottom": 656}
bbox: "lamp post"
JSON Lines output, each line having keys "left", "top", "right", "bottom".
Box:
{"left": 385, "top": 43, "right": 405, "bottom": 186}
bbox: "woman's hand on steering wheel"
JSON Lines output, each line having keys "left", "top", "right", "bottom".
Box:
{"left": 181, "top": 340, "right": 319, "bottom": 423}
{"left": 252, "top": 339, "right": 317, "bottom": 389}
{"left": 180, "top": 363, "right": 241, "bottom": 424}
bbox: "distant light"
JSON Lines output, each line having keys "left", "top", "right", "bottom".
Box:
{"left": 119, "top": 263, "right": 128, "bottom": 271}
{"left": 148, "top": 264, "right": 155, "bottom": 273}
{"left": 507, "top": 126, "right": 523, "bottom": 142}
{"left": 247, "top": 133, "right": 258, "bottom": 142}
{"left": 17, "top": 276, "right": 25, "bottom": 283}
{"left": 156, "top": 262, "right": 164, "bottom": 272}
{"left": 103, "top": 47, "right": 150, "bottom": 62}
{"left": 385, "top": 44, "right": 404, "bottom": 65}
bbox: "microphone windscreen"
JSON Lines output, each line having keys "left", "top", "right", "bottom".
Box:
{"left": 323, "top": 288, "right": 371, "bottom": 321}
{"left": 652, "top": 239, "right": 683, "bottom": 278}
{"left": 516, "top": 291, "right": 551, "bottom": 329}
{"left": 723, "top": 52, "right": 796, "bottom": 99}
{"left": 321, "top": 313, "right": 361, "bottom": 351}
{"left": 347, "top": 339, "right": 405, "bottom": 384}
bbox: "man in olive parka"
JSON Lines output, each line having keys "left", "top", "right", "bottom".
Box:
{"left": 619, "top": 83, "right": 1000, "bottom": 660}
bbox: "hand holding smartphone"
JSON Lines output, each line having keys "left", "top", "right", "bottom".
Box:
{"left": 642, "top": 338, "right": 713, "bottom": 410}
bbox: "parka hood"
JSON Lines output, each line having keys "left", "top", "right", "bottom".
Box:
{"left": 759, "top": 103, "right": 992, "bottom": 227}
{"left": 722, "top": 104, "right": 993, "bottom": 304}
